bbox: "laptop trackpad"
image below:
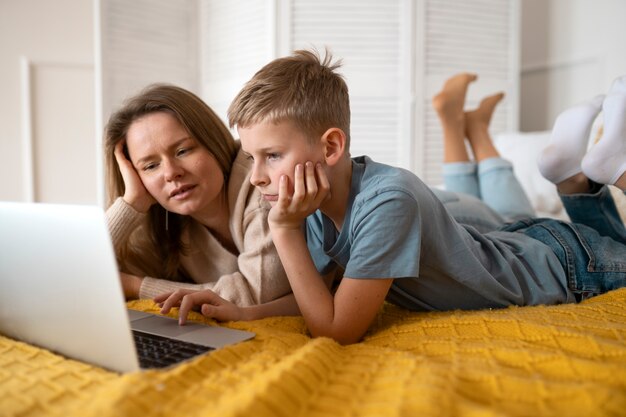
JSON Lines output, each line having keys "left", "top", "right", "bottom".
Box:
{"left": 131, "top": 315, "right": 207, "bottom": 338}
{"left": 130, "top": 314, "right": 254, "bottom": 348}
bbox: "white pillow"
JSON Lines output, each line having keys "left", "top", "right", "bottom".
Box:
{"left": 493, "top": 131, "right": 569, "bottom": 220}
{"left": 493, "top": 130, "right": 626, "bottom": 224}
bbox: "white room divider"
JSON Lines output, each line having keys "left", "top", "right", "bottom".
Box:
{"left": 97, "top": 0, "right": 520, "bottom": 192}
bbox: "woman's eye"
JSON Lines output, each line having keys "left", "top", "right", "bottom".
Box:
{"left": 143, "top": 163, "right": 158, "bottom": 171}
{"left": 176, "top": 147, "right": 190, "bottom": 157}
{"left": 268, "top": 153, "right": 280, "bottom": 161}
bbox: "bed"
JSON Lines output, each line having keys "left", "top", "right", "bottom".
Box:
{"left": 3, "top": 132, "right": 626, "bottom": 417}
{"left": 2, "top": 290, "right": 626, "bottom": 417}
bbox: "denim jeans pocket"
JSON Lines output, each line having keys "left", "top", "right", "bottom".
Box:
{"left": 519, "top": 219, "right": 626, "bottom": 296}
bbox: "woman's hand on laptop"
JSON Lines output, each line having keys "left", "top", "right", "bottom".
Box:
{"left": 155, "top": 289, "right": 243, "bottom": 325}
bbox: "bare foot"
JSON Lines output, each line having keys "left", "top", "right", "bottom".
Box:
{"left": 465, "top": 92, "right": 505, "bottom": 135}
{"left": 432, "top": 73, "right": 478, "bottom": 127}
{"left": 464, "top": 92, "right": 504, "bottom": 162}
{"left": 433, "top": 73, "right": 477, "bottom": 163}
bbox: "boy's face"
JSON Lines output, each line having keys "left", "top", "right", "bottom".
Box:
{"left": 238, "top": 120, "right": 324, "bottom": 205}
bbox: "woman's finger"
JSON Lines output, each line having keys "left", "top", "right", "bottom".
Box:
{"left": 158, "top": 289, "right": 189, "bottom": 314}
{"left": 114, "top": 142, "right": 131, "bottom": 169}
{"left": 176, "top": 291, "right": 223, "bottom": 324}
{"left": 177, "top": 294, "right": 197, "bottom": 325}
{"left": 153, "top": 291, "right": 173, "bottom": 303}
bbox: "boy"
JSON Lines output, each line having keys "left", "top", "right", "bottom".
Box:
{"left": 158, "top": 50, "right": 626, "bottom": 345}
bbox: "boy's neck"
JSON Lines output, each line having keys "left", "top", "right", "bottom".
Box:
{"left": 319, "top": 156, "right": 352, "bottom": 232}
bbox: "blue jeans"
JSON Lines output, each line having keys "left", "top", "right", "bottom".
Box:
{"left": 436, "top": 157, "right": 536, "bottom": 233}
{"left": 502, "top": 184, "right": 626, "bottom": 299}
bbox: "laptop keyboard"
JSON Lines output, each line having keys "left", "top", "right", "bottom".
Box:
{"left": 132, "top": 330, "right": 215, "bottom": 369}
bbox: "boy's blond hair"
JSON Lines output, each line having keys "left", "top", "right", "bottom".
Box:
{"left": 228, "top": 49, "right": 351, "bottom": 146}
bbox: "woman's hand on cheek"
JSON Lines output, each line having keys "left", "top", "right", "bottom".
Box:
{"left": 114, "top": 142, "right": 155, "bottom": 213}
{"left": 269, "top": 161, "right": 330, "bottom": 230}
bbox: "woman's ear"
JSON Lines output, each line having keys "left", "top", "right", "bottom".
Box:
{"left": 320, "top": 128, "right": 347, "bottom": 166}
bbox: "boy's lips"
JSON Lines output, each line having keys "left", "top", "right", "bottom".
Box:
{"left": 170, "top": 184, "right": 197, "bottom": 200}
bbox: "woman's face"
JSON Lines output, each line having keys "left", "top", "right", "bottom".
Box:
{"left": 125, "top": 111, "right": 225, "bottom": 220}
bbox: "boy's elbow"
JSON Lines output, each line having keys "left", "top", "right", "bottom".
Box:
{"left": 309, "top": 327, "right": 364, "bottom": 345}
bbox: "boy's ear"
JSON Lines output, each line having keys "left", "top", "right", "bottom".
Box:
{"left": 320, "top": 128, "right": 347, "bottom": 166}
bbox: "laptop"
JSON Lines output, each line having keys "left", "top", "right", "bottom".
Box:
{"left": 0, "top": 201, "right": 255, "bottom": 373}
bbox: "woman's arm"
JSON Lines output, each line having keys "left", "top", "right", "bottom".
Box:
{"left": 155, "top": 289, "right": 301, "bottom": 324}
{"left": 154, "top": 270, "right": 337, "bottom": 324}
{"left": 106, "top": 197, "right": 146, "bottom": 254}
{"left": 108, "top": 197, "right": 290, "bottom": 304}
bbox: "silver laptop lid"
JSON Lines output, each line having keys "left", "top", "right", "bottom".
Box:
{"left": 0, "top": 202, "right": 140, "bottom": 373}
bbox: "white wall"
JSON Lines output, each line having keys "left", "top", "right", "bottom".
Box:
{"left": 3, "top": 1, "right": 624, "bottom": 203}
{"left": 0, "top": 0, "right": 95, "bottom": 203}
{"left": 99, "top": 0, "right": 199, "bottom": 122}
{"left": 199, "top": 0, "right": 520, "bottom": 185}
{"left": 520, "top": 0, "right": 626, "bottom": 131}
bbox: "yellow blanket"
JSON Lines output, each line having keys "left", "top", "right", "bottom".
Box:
{"left": 3, "top": 289, "right": 626, "bottom": 417}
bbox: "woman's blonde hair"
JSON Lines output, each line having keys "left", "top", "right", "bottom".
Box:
{"left": 104, "top": 84, "right": 238, "bottom": 279}
{"left": 228, "top": 49, "right": 351, "bottom": 146}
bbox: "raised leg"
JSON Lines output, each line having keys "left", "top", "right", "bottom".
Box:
{"left": 466, "top": 92, "right": 535, "bottom": 219}
{"left": 538, "top": 95, "right": 604, "bottom": 193}
{"left": 582, "top": 76, "right": 626, "bottom": 190}
{"left": 432, "top": 73, "right": 477, "bottom": 163}
{"left": 465, "top": 93, "right": 504, "bottom": 162}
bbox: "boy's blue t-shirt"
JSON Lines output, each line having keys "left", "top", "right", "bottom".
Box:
{"left": 305, "top": 156, "right": 575, "bottom": 311}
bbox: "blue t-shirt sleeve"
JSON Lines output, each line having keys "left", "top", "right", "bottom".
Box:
{"left": 345, "top": 190, "right": 422, "bottom": 279}
{"left": 306, "top": 212, "right": 337, "bottom": 274}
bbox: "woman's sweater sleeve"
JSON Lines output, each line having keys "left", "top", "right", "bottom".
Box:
{"left": 105, "top": 197, "right": 253, "bottom": 301}
{"left": 138, "top": 277, "right": 237, "bottom": 301}
{"left": 138, "top": 204, "right": 291, "bottom": 305}
{"left": 105, "top": 197, "right": 145, "bottom": 253}
{"left": 216, "top": 205, "right": 291, "bottom": 305}
{"left": 136, "top": 148, "right": 291, "bottom": 306}
{"left": 207, "top": 151, "right": 292, "bottom": 306}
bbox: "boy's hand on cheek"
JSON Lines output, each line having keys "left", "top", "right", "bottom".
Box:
{"left": 269, "top": 162, "right": 330, "bottom": 231}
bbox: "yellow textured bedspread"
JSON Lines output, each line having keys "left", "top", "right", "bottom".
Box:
{"left": 2, "top": 289, "right": 626, "bottom": 417}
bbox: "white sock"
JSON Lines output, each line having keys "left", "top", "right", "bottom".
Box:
{"left": 582, "top": 76, "right": 626, "bottom": 185}
{"left": 538, "top": 94, "right": 604, "bottom": 184}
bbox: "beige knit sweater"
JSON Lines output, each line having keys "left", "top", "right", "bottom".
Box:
{"left": 106, "top": 149, "right": 291, "bottom": 306}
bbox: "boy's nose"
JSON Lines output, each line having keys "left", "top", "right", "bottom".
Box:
{"left": 250, "top": 164, "right": 268, "bottom": 187}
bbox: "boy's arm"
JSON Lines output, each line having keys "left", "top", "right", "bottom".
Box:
{"left": 240, "top": 292, "right": 301, "bottom": 320}
{"left": 271, "top": 227, "right": 392, "bottom": 344}
{"left": 269, "top": 162, "right": 392, "bottom": 345}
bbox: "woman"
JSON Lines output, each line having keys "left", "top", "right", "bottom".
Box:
{"left": 104, "top": 84, "right": 293, "bottom": 309}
